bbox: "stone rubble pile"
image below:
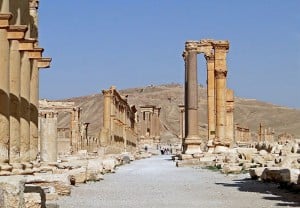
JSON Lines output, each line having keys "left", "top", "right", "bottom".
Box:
{"left": 175, "top": 139, "right": 300, "bottom": 190}
{"left": 0, "top": 151, "right": 152, "bottom": 208}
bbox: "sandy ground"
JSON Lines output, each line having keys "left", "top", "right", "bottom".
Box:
{"left": 54, "top": 155, "right": 300, "bottom": 208}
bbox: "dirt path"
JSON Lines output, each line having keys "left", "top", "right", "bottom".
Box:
{"left": 55, "top": 155, "right": 300, "bottom": 208}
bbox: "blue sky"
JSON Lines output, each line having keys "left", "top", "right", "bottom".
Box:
{"left": 38, "top": 1, "right": 300, "bottom": 108}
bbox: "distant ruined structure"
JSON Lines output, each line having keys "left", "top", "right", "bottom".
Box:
{"left": 38, "top": 100, "right": 98, "bottom": 160}
{"left": 182, "top": 39, "right": 234, "bottom": 154}
{"left": 138, "top": 105, "right": 161, "bottom": 148}
{"left": 0, "top": 0, "right": 51, "bottom": 174}
{"left": 101, "top": 86, "right": 138, "bottom": 153}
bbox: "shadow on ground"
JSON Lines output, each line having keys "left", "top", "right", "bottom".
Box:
{"left": 216, "top": 178, "right": 300, "bottom": 207}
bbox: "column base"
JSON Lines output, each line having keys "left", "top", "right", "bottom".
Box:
{"left": 183, "top": 136, "right": 202, "bottom": 155}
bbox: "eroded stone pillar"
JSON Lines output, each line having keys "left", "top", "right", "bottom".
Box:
{"left": 205, "top": 54, "right": 215, "bottom": 141}
{"left": 102, "top": 89, "right": 111, "bottom": 146}
{"left": 153, "top": 107, "right": 161, "bottom": 143}
{"left": 0, "top": 12, "right": 11, "bottom": 164}
{"left": 213, "top": 41, "right": 229, "bottom": 148}
{"left": 178, "top": 105, "right": 185, "bottom": 139}
{"left": 71, "top": 107, "right": 80, "bottom": 152}
{"left": 183, "top": 42, "right": 201, "bottom": 154}
{"left": 40, "top": 111, "right": 57, "bottom": 162}
{"left": 225, "top": 89, "right": 234, "bottom": 146}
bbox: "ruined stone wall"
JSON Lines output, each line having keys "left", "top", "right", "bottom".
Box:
{"left": 101, "top": 86, "right": 137, "bottom": 154}
{"left": 138, "top": 105, "right": 161, "bottom": 149}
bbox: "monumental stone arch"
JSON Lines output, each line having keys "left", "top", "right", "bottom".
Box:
{"left": 182, "top": 39, "right": 234, "bottom": 154}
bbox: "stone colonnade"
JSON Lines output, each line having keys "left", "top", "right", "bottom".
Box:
{"left": 0, "top": 0, "right": 51, "bottom": 173}
{"left": 182, "top": 39, "right": 234, "bottom": 154}
{"left": 258, "top": 123, "right": 275, "bottom": 142}
{"left": 38, "top": 100, "right": 89, "bottom": 161}
{"left": 139, "top": 105, "right": 161, "bottom": 148}
{"left": 101, "top": 86, "right": 138, "bottom": 153}
{"left": 235, "top": 124, "right": 251, "bottom": 144}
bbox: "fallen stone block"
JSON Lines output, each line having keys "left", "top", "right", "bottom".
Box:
{"left": 221, "top": 164, "right": 242, "bottom": 174}
{"left": 0, "top": 176, "right": 26, "bottom": 208}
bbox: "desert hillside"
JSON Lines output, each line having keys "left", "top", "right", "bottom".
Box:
{"left": 56, "top": 83, "right": 300, "bottom": 143}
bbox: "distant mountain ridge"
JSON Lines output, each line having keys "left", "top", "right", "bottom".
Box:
{"left": 57, "top": 83, "right": 300, "bottom": 143}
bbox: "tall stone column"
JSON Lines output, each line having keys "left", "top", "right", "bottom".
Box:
{"left": 0, "top": 12, "right": 11, "bottom": 163}
{"left": 29, "top": 59, "right": 39, "bottom": 161}
{"left": 183, "top": 41, "right": 201, "bottom": 154}
{"left": 225, "top": 89, "right": 234, "bottom": 146}
{"left": 153, "top": 107, "right": 160, "bottom": 143}
{"left": 123, "top": 107, "right": 127, "bottom": 152}
{"left": 40, "top": 111, "right": 58, "bottom": 162}
{"left": 213, "top": 41, "right": 229, "bottom": 148}
{"left": 20, "top": 51, "right": 31, "bottom": 162}
{"left": 178, "top": 105, "right": 185, "bottom": 140}
{"left": 29, "top": 0, "right": 39, "bottom": 161}
{"left": 8, "top": 25, "right": 27, "bottom": 163}
{"left": 205, "top": 54, "right": 216, "bottom": 140}
{"left": 102, "top": 89, "right": 111, "bottom": 146}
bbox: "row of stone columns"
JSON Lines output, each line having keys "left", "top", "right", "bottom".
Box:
{"left": 38, "top": 100, "right": 83, "bottom": 160}
{"left": 101, "top": 86, "right": 138, "bottom": 153}
{"left": 139, "top": 105, "right": 161, "bottom": 147}
{"left": 0, "top": 0, "right": 51, "bottom": 169}
{"left": 182, "top": 39, "right": 233, "bottom": 154}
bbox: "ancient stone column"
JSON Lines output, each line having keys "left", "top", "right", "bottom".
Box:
{"left": 19, "top": 0, "right": 32, "bottom": 163}
{"left": 29, "top": 0, "right": 39, "bottom": 161}
{"left": 153, "top": 107, "right": 161, "bottom": 143}
{"left": 178, "top": 105, "right": 185, "bottom": 139}
{"left": 225, "top": 89, "right": 234, "bottom": 146}
{"left": 205, "top": 54, "right": 216, "bottom": 140}
{"left": 19, "top": 51, "right": 31, "bottom": 162}
{"left": 40, "top": 111, "right": 58, "bottom": 162}
{"left": 71, "top": 107, "right": 80, "bottom": 152}
{"left": 8, "top": 26, "right": 27, "bottom": 163}
{"left": 213, "top": 41, "right": 229, "bottom": 148}
{"left": 123, "top": 107, "right": 127, "bottom": 152}
{"left": 183, "top": 41, "right": 201, "bottom": 154}
{"left": 0, "top": 11, "right": 11, "bottom": 164}
{"left": 102, "top": 89, "right": 111, "bottom": 146}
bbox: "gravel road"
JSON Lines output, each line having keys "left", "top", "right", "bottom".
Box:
{"left": 55, "top": 155, "right": 300, "bottom": 208}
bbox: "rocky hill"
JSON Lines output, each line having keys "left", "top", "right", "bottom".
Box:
{"left": 57, "top": 83, "right": 300, "bottom": 143}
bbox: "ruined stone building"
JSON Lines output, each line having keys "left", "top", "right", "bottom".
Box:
{"left": 101, "top": 86, "right": 138, "bottom": 154}
{"left": 0, "top": 0, "right": 51, "bottom": 174}
{"left": 234, "top": 124, "right": 251, "bottom": 145}
{"left": 182, "top": 39, "right": 234, "bottom": 154}
{"left": 258, "top": 123, "right": 275, "bottom": 143}
{"left": 138, "top": 105, "right": 161, "bottom": 148}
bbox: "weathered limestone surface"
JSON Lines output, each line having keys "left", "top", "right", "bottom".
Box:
{"left": 181, "top": 39, "right": 232, "bottom": 156}
{"left": 139, "top": 105, "right": 161, "bottom": 149}
{"left": 101, "top": 86, "right": 138, "bottom": 154}
{"left": 0, "top": 176, "right": 26, "bottom": 208}
{"left": 40, "top": 111, "right": 58, "bottom": 162}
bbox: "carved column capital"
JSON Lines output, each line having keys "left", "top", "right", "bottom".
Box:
{"left": 213, "top": 40, "right": 230, "bottom": 51}
{"left": 30, "top": 0, "right": 39, "bottom": 9}
{"left": 185, "top": 41, "right": 199, "bottom": 52}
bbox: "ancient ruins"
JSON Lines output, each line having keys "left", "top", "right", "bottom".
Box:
{"left": 0, "top": 0, "right": 51, "bottom": 174}
{"left": 101, "top": 86, "right": 138, "bottom": 154}
{"left": 0, "top": 1, "right": 299, "bottom": 207}
{"left": 181, "top": 39, "right": 234, "bottom": 154}
{"left": 138, "top": 105, "right": 161, "bottom": 149}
